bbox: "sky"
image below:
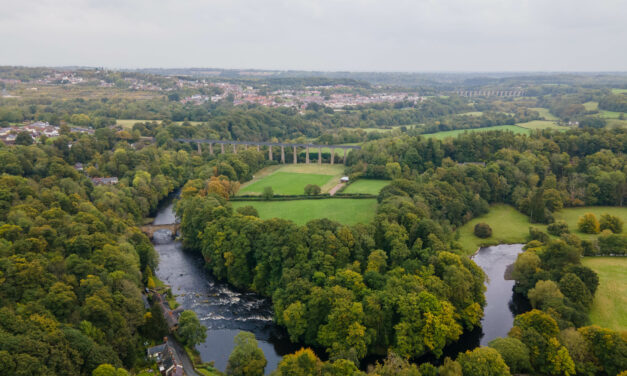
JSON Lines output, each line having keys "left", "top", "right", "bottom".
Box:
{"left": 0, "top": 0, "right": 626, "bottom": 72}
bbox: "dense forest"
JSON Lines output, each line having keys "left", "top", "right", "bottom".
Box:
{"left": 176, "top": 128, "right": 627, "bottom": 375}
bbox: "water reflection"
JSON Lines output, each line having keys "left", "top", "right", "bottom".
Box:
{"left": 472, "top": 244, "right": 530, "bottom": 345}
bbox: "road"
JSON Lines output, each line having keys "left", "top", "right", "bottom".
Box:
{"left": 167, "top": 334, "right": 200, "bottom": 376}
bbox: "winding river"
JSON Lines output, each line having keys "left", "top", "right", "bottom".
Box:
{"left": 150, "top": 195, "right": 529, "bottom": 372}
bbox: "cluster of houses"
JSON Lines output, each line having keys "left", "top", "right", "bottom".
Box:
{"left": 146, "top": 339, "right": 185, "bottom": 376}
{"left": 0, "top": 122, "right": 95, "bottom": 145}
{"left": 180, "top": 81, "right": 426, "bottom": 110}
{"left": 0, "top": 121, "right": 59, "bottom": 144}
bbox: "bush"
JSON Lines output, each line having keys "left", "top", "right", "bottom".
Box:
{"left": 261, "top": 186, "right": 274, "bottom": 200}
{"left": 304, "top": 184, "right": 321, "bottom": 195}
{"left": 474, "top": 222, "right": 492, "bottom": 238}
{"left": 547, "top": 221, "right": 569, "bottom": 236}
{"left": 599, "top": 214, "right": 623, "bottom": 234}
{"left": 577, "top": 213, "right": 600, "bottom": 234}
{"left": 236, "top": 206, "right": 259, "bottom": 217}
{"left": 528, "top": 226, "right": 549, "bottom": 243}
{"left": 597, "top": 232, "right": 627, "bottom": 255}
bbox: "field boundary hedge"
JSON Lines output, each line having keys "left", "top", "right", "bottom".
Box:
{"left": 231, "top": 193, "right": 376, "bottom": 201}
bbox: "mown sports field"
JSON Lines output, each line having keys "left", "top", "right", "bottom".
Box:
{"left": 231, "top": 199, "right": 377, "bottom": 225}
{"left": 581, "top": 257, "right": 627, "bottom": 332}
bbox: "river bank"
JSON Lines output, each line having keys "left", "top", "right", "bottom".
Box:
{"left": 151, "top": 194, "right": 299, "bottom": 374}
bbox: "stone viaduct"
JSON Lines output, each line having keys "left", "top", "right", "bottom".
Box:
{"left": 176, "top": 138, "right": 361, "bottom": 165}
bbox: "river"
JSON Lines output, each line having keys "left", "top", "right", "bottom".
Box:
{"left": 151, "top": 196, "right": 298, "bottom": 374}
{"left": 472, "top": 244, "right": 530, "bottom": 346}
{"left": 151, "top": 195, "right": 528, "bottom": 372}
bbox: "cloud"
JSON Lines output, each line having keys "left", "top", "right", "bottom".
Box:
{"left": 0, "top": 0, "right": 625, "bottom": 71}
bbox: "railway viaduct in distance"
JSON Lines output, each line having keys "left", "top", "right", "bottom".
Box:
{"left": 176, "top": 138, "right": 361, "bottom": 165}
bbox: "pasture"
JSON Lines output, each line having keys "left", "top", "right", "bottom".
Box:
{"left": 516, "top": 120, "right": 567, "bottom": 131}
{"left": 581, "top": 257, "right": 627, "bottom": 332}
{"left": 554, "top": 206, "right": 627, "bottom": 240}
{"left": 231, "top": 198, "right": 378, "bottom": 225}
{"left": 342, "top": 179, "right": 390, "bottom": 195}
{"left": 238, "top": 164, "right": 344, "bottom": 195}
{"left": 422, "top": 125, "right": 530, "bottom": 140}
{"left": 457, "top": 204, "right": 540, "bottom": 254}
{"left": 530, "top": 107, "right": 559, "bottom": 121}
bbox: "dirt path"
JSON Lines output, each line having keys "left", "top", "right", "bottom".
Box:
{"left": 329, "top": 183, "right": 345, "bottom": 196}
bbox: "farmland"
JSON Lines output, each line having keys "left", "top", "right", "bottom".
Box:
{"left": 231, "top": 198, "right": 377, "bottom": 225}
{"left": 456, "top": 204, "right": 540, "bottom": 254}
{"left": 238, "top": 164, "right": 344, "bottom": 195}
{"left": 516, "top": 120, "right": 568, "bottom": 131}
{"left": 342, "top": 179, "right": 390, "bottom": 195}
{"left": 422, "top": 125, "right": 531, "bottom": 140}
{"left": 581, "top": 257, "right": 627, "bottom": 332}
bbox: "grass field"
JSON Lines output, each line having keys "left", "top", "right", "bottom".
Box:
{"left": 461, "top": 111, "right": 484, "bottom": 117}
{"left": 612, "top": 88, "right": 627, "bottom": 94}
{"left": 342, "top": 179, "right": 390, "bottom": 194}
{"left": 516, "top": 120, "right": 567, "bottom": 131}
{"left": 581, "top": 257, "right": 627, "bottom": 332}
{"left": 422, "top": 125, "right": 530, "bottom": 140}
{"left": 530, "top": 107, "right": 559, "bottom": 121}
{"left": 238, "top": 164, "right": 344, "bottom": 195}
{"left": 456, "top": 205, "right": 627, "bottom": 254}
{"left": 457, "top": 204, "right": 541, "bottom": 254}
{"left": 554, "top": 206, "right": 627, "bottom": 240}
{"left": 583, "top": 101, "right": 599, "bottom": 111}
{"left": 231, "top": 199, "right": 377, "bottom": 225}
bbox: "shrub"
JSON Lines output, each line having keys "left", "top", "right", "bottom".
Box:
{"left": 304, "top": 184, "right": 321, "bottom": 195}
{"left": 236, "top": 206, "right": 259, "bottom": 217}
{"left": 577, "top": 213, "right": 600, "bottom": 234}
{"left": 599, "top": 214, "right": 623, "bottom": 234}
{"left": 528, "top": 226, "right": 549, "bottom": 243}
{"left": 474, "top": 222, "right": 492, "bottom": 238}
{"left": 547, "top": 221, "right": 569, "bottom": 236}
{"left": 261, "top": 186, "right": 274, "bottom": 200}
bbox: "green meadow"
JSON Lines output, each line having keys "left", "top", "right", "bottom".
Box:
{"left": 530, "top": 107, "right": 559, "bottom": 121}
{"left": 582, "top": 257, "right": 627, "bottom": 332}
{"left": 239, "top": 164, "right": 344, "bottom": 195}
{"left": 232, "top": 199, "right": 378, "bottom": 225}
{"left": 422, "top": 125, "right": 530, "bottom": 140}
{"left": 516, "top": 120, "right": 567, "bottom": 131}
{"left": 342, "top": 179, "right": 390, "bottom": 195}
{"left": 457, "top": 204, "right": 541, "bottom": 254}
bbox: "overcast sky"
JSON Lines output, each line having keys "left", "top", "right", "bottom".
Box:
{"left": 1, "top": 0, "right": 625, "bottom": 71}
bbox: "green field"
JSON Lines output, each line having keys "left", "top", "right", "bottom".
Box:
{"left": 581, "top": 257, "right": 627, "bottom": 332}
{"left": 611, "top": 88, "right": 627, "bottom": 94}
{"left": 516, "top": 120, "right": 567, "bottom": 131}
{"left": 422, "top": 125, "right": 530, "bottom": 140}
{"left": 342, "top": 179, "right": 390, "bottom": 194}
{"left": 530, "top": 107, "right": 559, "bottom": 121}
{"left": 583, "top": 101, "right": 599, "bottom": 111}
{"left": 460, "top": 111, "right": 484, "bottom": 117}
{"left": 457, "top": 204, "right": 541, "bottom": 254}
{"left": 232, "top": 199, "right": 377, "bottom": 225}
{"left": 239, "top": 164, "right": 344, "bottom": 195}
{"left": 554, "top": 206, "right": 627, "bottom": 240}
{"left": 456, "top": 205, "right": 627, "bottom": 254}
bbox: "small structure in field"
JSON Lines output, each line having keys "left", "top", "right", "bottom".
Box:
{"left": 340, "top": 176, "right": 349, "bottom": 183}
